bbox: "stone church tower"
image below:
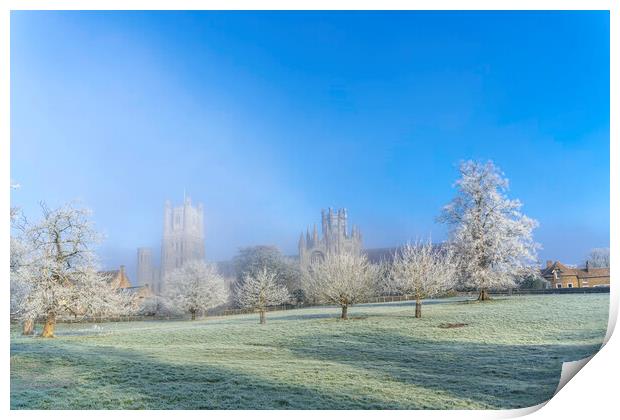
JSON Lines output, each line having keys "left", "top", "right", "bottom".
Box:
{"left": 299, "top": 208, "right": 362, "bottom": 266}
{"left": 137, "top": 247, "right": 154, "bottom": 287}
{"left": 161, "top": 196, "right": 205, "bottom": 281}
{"left": 137, "top": 196, "right": 205, "bottom": 295}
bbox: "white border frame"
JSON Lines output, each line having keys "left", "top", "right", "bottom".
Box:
{"left": 1, "top": 2, "right": 617, "bottom": 420}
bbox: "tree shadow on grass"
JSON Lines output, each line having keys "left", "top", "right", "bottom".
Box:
{"left": 283, "top": 330, "right": 603, "bottom": 409}
{"left": 12, "top": 331, "right": 600, "bottom": 410}
{"left": 10, "top": 343, "right": 398, "bottom": 410}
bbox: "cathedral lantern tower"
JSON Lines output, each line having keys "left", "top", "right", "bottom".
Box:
{"left": 299, "top": 208, "right": 362, "bottom": 267}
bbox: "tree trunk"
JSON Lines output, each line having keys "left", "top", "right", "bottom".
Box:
{"left": 341, "top": 304, "right": 348, "bottom": 320}
{"left": 259, "top": 310, "right": 266, "bottom": 324}
{"left": 191, "top": 310, "right": 196, "bottom": 321}
{"left": 478, "top": 288, "right": 491, "bottom": 301}
{"left": 22, "top": 319, "right": 34, "bottom": 336}
{"left": 415, "top": 297, "right": 422, "bottom": 318}
{"left": 40, "top": 313, "right": 56, "bottom": 338}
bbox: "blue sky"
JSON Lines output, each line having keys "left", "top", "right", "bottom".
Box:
{"left": 10, "top": 11, "right": 609, "bottom": 279}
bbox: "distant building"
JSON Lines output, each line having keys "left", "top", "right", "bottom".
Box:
{"left": 161, "top": 197, "right": 205, "bottom": 279}
{"left": 299, "top": 208, "right": 362, "bottom": 266}
{"left": 137, "top": 196, "right": 206, "bottom": 294}
{"left": 541, "top": 260, "right": 610, "bottom": 288}
{"left": 137, "top": 247, "right": 155, "bottom": 287}
{"left": 100, "top": 265, "right": 132, "bottom": 289}
{"left": 124, "top": 285, "right": 154, "bottom": 302}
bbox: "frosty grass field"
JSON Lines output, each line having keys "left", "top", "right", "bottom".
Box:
{"left": 11, "top": 294, "right": 609, "bottom": 410}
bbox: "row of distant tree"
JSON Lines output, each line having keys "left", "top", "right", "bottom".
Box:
{"left": 584, "top": 248, "right": 611, "bottom": 269}
{"left": 11, "top": 159, "right": 607, "bottom": 337}
{"left": 142, "top": 244, "right": 450, "bottom": 324}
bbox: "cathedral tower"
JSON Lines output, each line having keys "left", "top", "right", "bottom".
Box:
{"left": 160, "top": 196, "right": 205, "bottom": 282}
{"left": 299, "top": 207, "right": 362, "bottom": 266}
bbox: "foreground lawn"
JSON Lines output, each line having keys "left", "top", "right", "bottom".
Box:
{"left": 11, "top": 294, "right": 609, "bottom": 409}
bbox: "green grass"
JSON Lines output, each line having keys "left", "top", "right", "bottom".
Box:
{"left": 10, "top": 294, "right": 609, "bottom": 409}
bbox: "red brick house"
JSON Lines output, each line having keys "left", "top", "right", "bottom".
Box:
{"left": 541, "top": 260, "right": 610, "bottom": 288}
{"left": 99, "top": 265, "right": 132, "bottom": 289}
{"left": 99, "top": 265, "right": 153, "bottom": 300}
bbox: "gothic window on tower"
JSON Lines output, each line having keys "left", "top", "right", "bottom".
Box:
{"left": 311, "top": 251, "right": 325, "bottom": 264}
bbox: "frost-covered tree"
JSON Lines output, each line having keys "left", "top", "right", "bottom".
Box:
{"left": 235, "top": 267, "right": 290, "bottom": 324}
{"left": 12, "top": 202, "right": 129, "bottom": 337}
{"left": 164, "top": 261, "right": 229, "bottom": 320}
{"left": 387, "top": 240, "right": 457, "bottom": 318}
{"left": 10, "top": 180, "right": 21, "bottom": 220}
{"left": 10, "top": 190, "right": 33, "bottom": 333}
{"left": 10, "top": 220, "right": 31, "bottom": 331}
{"left": 585, "top": 248, "right": 610, "bottom": 268}
{"left": 438, "top": 160, "right": 539, "bottom": 301}
{"left": 10, "top": 251, "right": 33, "bottom": 335}
{"left": 233, "top": 245, "right": 301, "bottom": 293}
{"left": 137, "top": 295, "right": 173, "bottom": 316}
{"left": 306, "top": 253, "right": 378, "bottom": 320}
{"left": 77, "top": 272, "right": 136, "bottom": 318}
